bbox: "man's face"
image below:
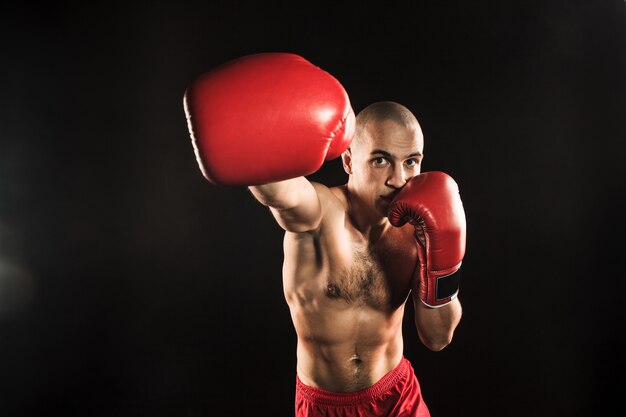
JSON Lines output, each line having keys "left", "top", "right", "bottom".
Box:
{"left": 343, "top": 119, "right": 424, "bottom": 217}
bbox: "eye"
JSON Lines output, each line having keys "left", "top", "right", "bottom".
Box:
{"left": 405, "top": 159, "right": 420, "bottom": 168}
{"left": 372, "top": 157, "right": 389, "bottom": 167}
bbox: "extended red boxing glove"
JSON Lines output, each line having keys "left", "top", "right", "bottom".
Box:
{"left": 388, "top": 172, "right": 466, "bottom": 308}
{"left": 183, "top": 53, "right": 355, "bottom": 186}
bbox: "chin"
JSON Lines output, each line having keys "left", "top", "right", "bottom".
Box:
{"left": 376, "top": 201, "right": 390, "bottom": 218}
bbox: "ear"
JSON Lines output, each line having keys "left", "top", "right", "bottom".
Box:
{"left": 341, "top": 148, "right": 353, "bottom": 175}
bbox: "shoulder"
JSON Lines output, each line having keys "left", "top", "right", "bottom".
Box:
{"left": 310, "top": 182, "right": 348, "bottom": 212}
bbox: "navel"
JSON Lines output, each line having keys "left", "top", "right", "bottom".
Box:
{"left": 349, "top": 354, "right": 363, "bottom": 365}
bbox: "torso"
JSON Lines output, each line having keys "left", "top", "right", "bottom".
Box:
{"left": 282, "top": 184, "right": 418, "bottom": 392}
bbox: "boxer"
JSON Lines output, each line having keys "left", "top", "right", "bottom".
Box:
{"left": 184, "top": 53, "right": 466, "bottom": 417}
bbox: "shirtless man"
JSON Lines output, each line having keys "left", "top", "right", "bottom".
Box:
{"left": 184, "top": 53, "right": 466, "bottom": 416}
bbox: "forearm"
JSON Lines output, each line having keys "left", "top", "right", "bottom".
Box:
{"left": 249, "top": 177, "right": 309, "bottom": 210}
{"left": 249, "top": 178, "right": 323, "bottom": 232}
{"left": 413, "top": 296, "right": 462, "bottom": 351}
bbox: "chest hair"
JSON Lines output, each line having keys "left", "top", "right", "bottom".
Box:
{"left": 325, "top": 246, "right": 393, "bottom": 307}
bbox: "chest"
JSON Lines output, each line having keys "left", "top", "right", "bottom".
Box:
{"left": 325, "top": 228, "right": 417, "bottom": 309}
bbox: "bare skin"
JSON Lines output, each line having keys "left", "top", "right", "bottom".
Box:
{"left": 250, "top": 104, "right": 462, "bottom": 392}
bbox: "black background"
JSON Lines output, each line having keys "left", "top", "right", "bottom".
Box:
{"left": 1, "top": 1, "right": 625, "bottom": 416}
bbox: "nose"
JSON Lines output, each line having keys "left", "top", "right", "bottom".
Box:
{"left": 385, "top": 164, "right": 409, "bottom": 189}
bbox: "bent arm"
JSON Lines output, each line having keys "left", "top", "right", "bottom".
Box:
{"left": 249, "top": 178, "right": 323, "bottom": 233}
{"left": 413, "top": 296, "right": 462, "bottom": 352}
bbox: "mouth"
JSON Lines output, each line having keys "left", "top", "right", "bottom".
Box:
{"left": 380, "top": 193, "right": 397, "bottom": 202}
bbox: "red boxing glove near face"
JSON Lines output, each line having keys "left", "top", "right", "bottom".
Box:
{"left": 388, "top": 171, "right": 467, "bottom": 308}
{"left": 183, "top": 53, "right": 355, "bottom": 186}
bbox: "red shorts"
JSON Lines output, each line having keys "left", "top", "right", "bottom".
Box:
{"left": 295, "top": 357, "right": 430, "bottom": 417}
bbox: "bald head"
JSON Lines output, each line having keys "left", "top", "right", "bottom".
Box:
{"left": 353, "top": 101, "right": 421, "bottom": 147}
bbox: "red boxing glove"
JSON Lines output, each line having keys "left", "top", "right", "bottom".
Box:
{"left": 388, "top": 172, "right": 466, "bottom": 308}
{"left": 183, "top": 53, "right": 355, "bottom": 186}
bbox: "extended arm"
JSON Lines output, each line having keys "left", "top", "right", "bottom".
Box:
{"left": 183, "top": 53, "right": 354, "bottom": 231}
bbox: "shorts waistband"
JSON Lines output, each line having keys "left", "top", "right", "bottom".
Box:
{"left": 296, "top": 357, "right": 410, "bottom": 406}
